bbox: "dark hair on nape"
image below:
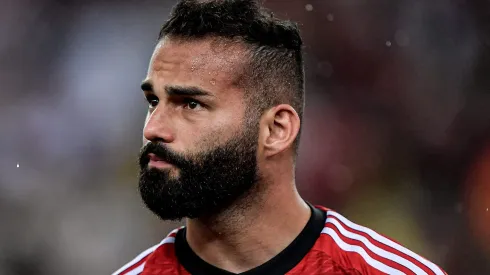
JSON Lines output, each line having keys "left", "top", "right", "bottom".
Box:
{"left": 159, "top": 0, "right": 305, "bottom": 154}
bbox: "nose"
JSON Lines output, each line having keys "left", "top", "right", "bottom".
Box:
{"left": 143, "top": 108, "right": 175, "bottom": 143}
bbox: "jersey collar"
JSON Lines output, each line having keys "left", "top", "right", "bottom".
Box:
{"left": 175, "top": 202, "right": 326, "bottom": 275}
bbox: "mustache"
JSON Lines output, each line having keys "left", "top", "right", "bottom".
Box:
{"left": 139, "top": 142, "right": 189, "bottom": 169}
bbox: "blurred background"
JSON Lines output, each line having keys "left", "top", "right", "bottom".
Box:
{"left": 1, "top": 0, "right": 489, "bottom": 274}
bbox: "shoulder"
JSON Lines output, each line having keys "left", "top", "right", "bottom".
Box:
{"left": 314, "top": 207, "right": 448, "bottom": 275}
{"left": 112, "top": 227, "right": 182, "bottom": 275}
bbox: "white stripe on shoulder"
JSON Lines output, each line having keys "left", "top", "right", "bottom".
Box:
{"left": 327, "top": 211, "right": 445, "bottom": 275}
{"left": 125, "top": 263, "right": 145, "bottom": 275}
{"left": 158, "top": 227, "right": 183, "bottom": 245}
{"left": 322, "top": 227, "right": 406, "bottom": 275}
{"left": 326, "top": 217, "right": 427, "bottom": 275}
{"left": 160, "top": 236, "right": 176, "bottom": 245}
{"left": 112, "top": 244, "right": 159, "bottom": 275}
{"left": 112, "top": 227, "right": 184, "bottom": 275}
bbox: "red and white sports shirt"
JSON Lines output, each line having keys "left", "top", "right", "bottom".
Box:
{"left": 113, "top": 205, "right": 448, "bottom": 275}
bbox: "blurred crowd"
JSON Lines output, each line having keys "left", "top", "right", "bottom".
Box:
{"left": 1, "top": 0, "right": 489, "bottom": 274}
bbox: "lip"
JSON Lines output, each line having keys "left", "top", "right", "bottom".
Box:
{"left": 147, "top": 153, "right": 173, "bottom": 169}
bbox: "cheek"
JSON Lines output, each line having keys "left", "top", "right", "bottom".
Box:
{"left": 198, "top": 122, "right": 243, "bottom": 149}
{"left": 178, "top": 101, "right": 246, "bottom": 151}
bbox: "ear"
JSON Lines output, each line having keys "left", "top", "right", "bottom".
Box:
{"left": 259, "top": 104, "right": 300, "bottom": 158}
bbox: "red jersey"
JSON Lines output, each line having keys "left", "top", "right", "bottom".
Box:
{"left": 113, "top": 205, "right": 447, "bottom": 275}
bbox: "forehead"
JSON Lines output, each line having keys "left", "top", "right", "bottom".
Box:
{"left": 147, "top": 37, "right": 248, "bottom": 95}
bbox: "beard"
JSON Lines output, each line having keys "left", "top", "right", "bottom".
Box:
{"left": 138, "top": 128, "right": 260, "bottom": 221}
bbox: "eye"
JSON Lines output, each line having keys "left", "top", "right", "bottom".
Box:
{"left": 146, "top": 95, "right": 159, "bottom": 108}
{"left": 183, "top": 98, "right": 203, "bottom": 110}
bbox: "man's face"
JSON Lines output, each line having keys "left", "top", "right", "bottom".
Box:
{"left": 138, "top": 37, "right": 260, "bottom": 221}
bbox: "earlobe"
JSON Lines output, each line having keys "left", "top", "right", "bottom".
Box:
{"left": 262, "top": 104, "right": 300, "bottom": 158}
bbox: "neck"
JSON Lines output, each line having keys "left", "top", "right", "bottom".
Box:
{"left": 185, "top": 180, "right": 310, "bottom": 273}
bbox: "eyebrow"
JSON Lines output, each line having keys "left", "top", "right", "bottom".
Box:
{"left": 165, "top": 86, "right": 212, "bottom": 97}
{"left": 140, "top": 81, "right": 212, "bottom": 97}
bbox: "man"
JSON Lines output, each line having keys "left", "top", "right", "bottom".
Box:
{"left": 114, "top": 0, "right": 448, "bottom": 274}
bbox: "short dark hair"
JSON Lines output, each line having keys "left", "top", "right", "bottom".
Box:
{"left": 159, "top": 0, "right": 305, "bottom": 153}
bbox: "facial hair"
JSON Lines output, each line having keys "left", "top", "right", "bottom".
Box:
{"left": 138, "top": 129, "right": 259, "bottom": 221}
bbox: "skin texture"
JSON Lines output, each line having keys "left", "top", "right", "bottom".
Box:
{"left": 140, "top": 36, "right": 309, "bottom": 273}
{"left": 143, "top": 38, "right": 247, "bottom": 157}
